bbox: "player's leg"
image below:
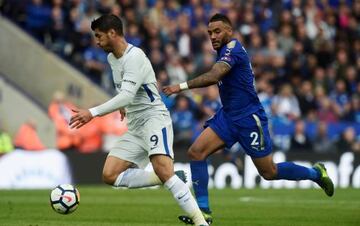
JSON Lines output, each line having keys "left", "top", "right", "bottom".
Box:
{"left": 252, "top": 155, "right": 318, "bottom": 181}
{"left": 145, "top": 115, "right": 208, "bottom": 226}
{"left": 180, "top": 110, "right": 232, "bottom": 224}
{"left": 150, "top": 154, "right": 208, "bottom": 226}
{"left": 103, "top": 155, "right": 164, "bottom": 188}
{"left": 102, "top": 155, "right": 133, "bottom": 185}
{"left": 238, "top": 112, "right": 334, "bottom": 196}
{"left": 252, "top": 155, "right": 334, "bottom": 196}
{"left": 188, "top": 127, "right": 225, "bottom": 215}
{"left": 103, "top": 132, "right": 164, "bottom": 188}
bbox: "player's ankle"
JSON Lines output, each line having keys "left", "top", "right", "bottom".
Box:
{"left": 200, "top": 208, "right": 211, "bottom": 214}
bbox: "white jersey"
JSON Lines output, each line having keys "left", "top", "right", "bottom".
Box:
{"left": 89, "top": 44, "right": 169, "bottom": 127}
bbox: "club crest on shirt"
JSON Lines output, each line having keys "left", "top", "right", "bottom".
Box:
{"left": 227, "top": 40, "right": 236, "bottom": 49}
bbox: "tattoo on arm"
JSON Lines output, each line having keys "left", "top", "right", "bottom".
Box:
{"left": 187, "top": 62, "right": 231, "bottom": 89}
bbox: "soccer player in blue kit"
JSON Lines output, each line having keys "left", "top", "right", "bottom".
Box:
{"left": 163, "top": 13, "right": 334, "bottom": 225}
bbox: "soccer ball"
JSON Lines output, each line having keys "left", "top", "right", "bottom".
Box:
{"left": 50, "top": 184, "right": 80, "bottom": 214}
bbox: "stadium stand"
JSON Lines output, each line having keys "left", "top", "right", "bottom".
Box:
{"left": 0, "top": 0, "right": 359, "bottom": 155}
{"left": 0, "top": 74, "right": 56, "bottom": 148}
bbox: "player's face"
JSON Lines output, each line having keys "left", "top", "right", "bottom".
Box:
{"left": 94, "top": 29, "right": 113, "bottom": 52}
{"left": 208, "top": 21, "right": 232, "bottom": 50}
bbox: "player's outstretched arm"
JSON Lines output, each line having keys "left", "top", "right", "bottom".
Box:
{"left": 163, "top": 62, "right": 230, "bottom": 96}
{"left": 69, "top": 109, "right": 93, "bottom": 129}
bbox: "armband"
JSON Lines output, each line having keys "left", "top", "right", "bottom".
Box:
{"left": 179, "top": 82, "right": 189, "bottom": 90}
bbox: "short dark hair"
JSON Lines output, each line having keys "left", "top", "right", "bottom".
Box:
{"left": 91, "top": 14, "right": 124, "bottom": 36}
{"left": 209, "top": 13, "right": 232, "bottom": 27}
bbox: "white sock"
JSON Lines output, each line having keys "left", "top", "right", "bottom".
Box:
{"left": 114, "top": 168, "right": 161, "bottom": 188}
{"left": 164, "top": 175, "right": 208, "bottom": 226}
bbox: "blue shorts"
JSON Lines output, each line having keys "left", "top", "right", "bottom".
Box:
{"left": 204, "top": 109, "right": 272, "bottom": 158}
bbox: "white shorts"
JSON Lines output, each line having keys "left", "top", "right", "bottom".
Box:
{"left": 108, "top": 114, "right": 174, "bottom": 169}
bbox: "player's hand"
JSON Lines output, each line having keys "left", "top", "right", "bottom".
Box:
{"left": 69, "top": 109, "right": 93, "bottom": 129}
{"left": 119, "top": 108, "right": 126, "bottom": 121}
{"left": 162, "top": 84, "right": 181, "bottom": 96}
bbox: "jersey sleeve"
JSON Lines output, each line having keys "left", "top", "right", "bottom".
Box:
{"left": 120, "top": 50, "right": 146, "bottom": 96}
{"left": 89, "top": 50, "right": 147, "bottom": 117}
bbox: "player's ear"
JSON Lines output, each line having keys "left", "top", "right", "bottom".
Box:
{"left": 108, "top": 29, "right": 116, "bottom": 38}
{"left": 223, "top": 23, "right": 232, "bottom": 36}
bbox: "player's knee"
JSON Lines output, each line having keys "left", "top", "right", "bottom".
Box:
{"left": 102, "top": 170, "right": 117, "bottom": 185}
{"left": 187, "top": 146, "right": 206, "bottom": 161}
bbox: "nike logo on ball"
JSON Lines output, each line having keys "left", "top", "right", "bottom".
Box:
{"left": 60, "top": 195, "right": 73, "bottom": 203}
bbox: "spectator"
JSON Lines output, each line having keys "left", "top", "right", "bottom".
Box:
{"left": 48, "top": 91, "right": 80, "bottom": 151}
{"left": 344, "top": 66, "right": 358, "bottom": 95}
{"left": 100, "top": 111, "right": 128, "bottom": 152}
{"left": 2, "top": 0, "right": 360, "bottom": 149}
{"left": 76, "top": 117, "right": 103, "bottom": 154}
{"left": 14, "top": 119, "right": 46, "bottom": 151}
{"left": 171, "top": 95, "right": 197, "bottom": 142}
{"left": 312, "top": 67, "right": 329, "bottom": 92}
{"left": 312, "top": 121, "right": 336, "bottom": 153}
{"left": 290, "top": 120, "right": 312, "bottom": 152}
{"left": 296, "top": 80, "right": 317, "bottom": 119}
{"left": 336, "top": 126, "right": 360, "bottom": 153}
{"left": 201, "top": 85, "right": 221, "bottom": 118}
{"left": 329, "top": 79, "right": 351, "bottom": 118}
{"left": 49, "top": 0, "right": 67, "bottom": 54}
{"left": 277, "top": 24, "right": 295, "bottom": 55}
{"left": 272, "top": 83, "right": 301, "bottom": 121}
{"left": 316, "top": 96, "right": 340, "bottom": 123}
{"left": 334, "top": 49, "right": 350, "bottom": 79}
{"left": 0, "top": 125, "right": 14, "bottom": 155}
{"left": 25, "top": 0, "right": 51, "bottom": 43}
{"left": 166, "top": 54, "right": 188, "bottom": 85}
{"left": 83, "top": 38, "right": 109, "bottom": 87}
{"left": 345, "top": 96, "right": 360, "bottom": 123}
{"left": 125, "top": 22, "right": 143, "bottom": 47}
{"left": 257, "top": 78, "right": 274, "bottom": 118}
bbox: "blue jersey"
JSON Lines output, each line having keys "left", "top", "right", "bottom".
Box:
{"left": 216, "top": 39, "right": 263, "bottom": 121}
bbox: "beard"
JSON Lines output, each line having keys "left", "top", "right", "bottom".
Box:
{"left": 98, "top": 43, "right": 113, "bottom": 53}
{"left": 102, "top": 46, "right": 112, "bottom": 53}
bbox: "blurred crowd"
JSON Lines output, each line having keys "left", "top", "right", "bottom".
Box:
{"left": 1, "top": 0, "right": 360, "bottom": 157}
{"left": 0, "top": 90, "right": 128, "bottom": 154}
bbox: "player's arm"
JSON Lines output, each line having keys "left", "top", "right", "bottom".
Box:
{"left": 69, "top": 89, "right": 136, "bottom": 129}
{"left": 69, "top": 53, "right": 144, "bottom": 129}
{"left": 163, "top": 62, "right": 230, "bottom": 95}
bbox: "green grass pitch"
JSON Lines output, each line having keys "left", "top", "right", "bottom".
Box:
{"left": 0, "top": 187, "right": 359, "bottom": 226}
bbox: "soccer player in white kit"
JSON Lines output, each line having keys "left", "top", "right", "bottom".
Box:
{"left": 69, "top": 14, "right": 208, "bottom": 226}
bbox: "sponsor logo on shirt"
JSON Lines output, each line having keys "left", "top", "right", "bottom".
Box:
{"left": 220, "top": 56, "right": 231, "bottom": 62}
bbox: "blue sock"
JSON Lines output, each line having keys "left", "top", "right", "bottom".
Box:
{"left": 190, "top": 160, "right": 211, "bottom": 213}
{"left": 276, "top": 162, "right": 320, "bottom": 181}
